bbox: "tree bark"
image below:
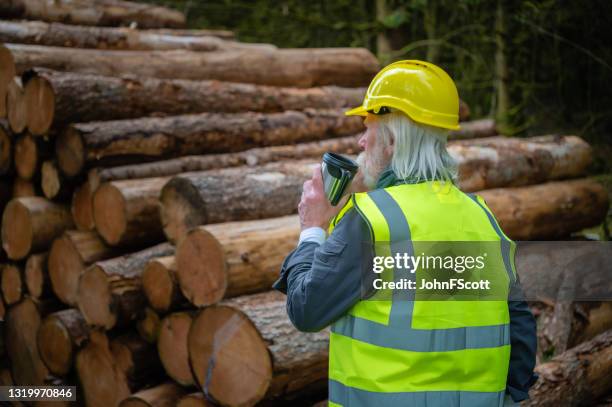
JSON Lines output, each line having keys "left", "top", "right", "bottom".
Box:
{"left": 0, "top": 20, "right": 271, "bottom": 52}
{"left": 142, "top": 256, "right": 187, "bottom": 313}
{"left": 48, "top": 229, "right": 118, "bottom": 306}
{"left": 175, "top": 216, "right": 300, "bottom": 306}
{"left": 0, "top": 44, "right": 16, "bottom": 118}
{"left": 1, "top": 197, "right": 73, "bottom": 260}
{"left": 56, "top": 108, "right": 363, "bottom": 177}
{"left": 22, "top": 68, "right": 365, "bottom": 135}
{"left": 1, "top": 263, "right": 23, "bottom": 305}
{"left": 89, "top": 135, "right": 361, "bottom": 189}
{"left": 449, "top": 118, "right": 497, "bottom": 139}
{"left": 452, "top": 135, "right": 592, "bottom": 191}
{"left": 37, "top": 308, "right": 89, "bottom": 376}
{"left": 9, "top": 43, "right": 380, "bottom": 88}
{"left": 188, "top": 291, "right": 328, "bottom": 406}
{"left": 0, "top": 0, "right": 186, "bottom": 28}
{"left": 119, "top": 382, "right": 188, "bottom": 407}
{"left": 157, "top": 312, "right": 195, "bottom": 386}
{"left": 6, "top": 77, "right": 27, "bottom": 134}
{"left": 0, "top": 121, "right": 13, "bottom": 175}
{"left": 5, "top": 297, "right": 61, "bottom": 386}
{"left": 160, "top": 160, "right": 314, "bottom": 243}
{"left": 76, "top": 331, "right": 164, "bottom": 407}
{"left": 478, "top": 179, "right": 609, "bottom": 240}
{"left": 24, "top": 251, "right": 50, "bottom": 298}
{"left": 77, "top": 242, "right": 174, "bottom": 329}
{"left": 524, "top": 329, "right": 612, "bottom": 406}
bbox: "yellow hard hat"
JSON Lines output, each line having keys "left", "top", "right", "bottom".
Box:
{"left": 346, "top": 60, "right": 460, "bottom": 130}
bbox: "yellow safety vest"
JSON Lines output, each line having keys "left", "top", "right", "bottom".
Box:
{"left": 327, "top": 181, "right": 515, "bottom": 407}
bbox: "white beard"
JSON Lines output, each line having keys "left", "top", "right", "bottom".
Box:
{"left": 356, "top": 148, "right": 389, "bottom": 190}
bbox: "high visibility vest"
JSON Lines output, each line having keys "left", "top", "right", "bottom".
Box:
{"left": 327, "top": 181, "right": 515, "bottom": 407}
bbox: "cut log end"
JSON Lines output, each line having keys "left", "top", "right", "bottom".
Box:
{"left": 158, "top": 312, "right": 194, "bottom": 386}
{"left": 176, "top": 227, "right": 226, "bottom": 307}
{"left": 71, "top": 182, "right": 95, "bottom": 231}
{"left": 92, "top": 182, "right": 127, "bottom": 246}
{"left": 142, "top": 256, "right": 177, "bottom": 313}
{"left": 119, "top": 383, "right": 187, "bottom": 407}
{"left": 1, "top": 199, "right": 33, "bottom": 259}
{"left": 177, "top": 393, "right": 213, "bottom": 407}
{"left": 37, "top": 314, "right": 74, "bottom": 376}
{"left": 14, "top": 134, "right": 38, "bottom": 180}
{"left": 188, "top": 306, "right": 272, "bottom": 406}
{"left": 0, "top": 44, "right": 16, "bottom": 118}
{"left": 0, "top": 125, "right": 13, "bottom": 175}
{"left": 7, "top": 78, "right": 27, "bottom": 134}
{"left": 160, "top": 178, "right": 207, "bottom": 244}
{"left": 56, "top": 127, "right": 85, "bottom": 178}
{"left": 41, "top": 160, "right": 61, "bottom": 199}
{"left": 24, "top": 75, "right": 55, "bottom": 136}
{"left": 48, "top": 234, "right": 85, "bottom": 306}
{"left": 12, "top": 178, "right": 35, "bottom": 198}
{"left": 1, "top": 264, "right": 23, "bottom": 305}
{"left": 136, "top": 307, "right": 160, "bottom": 344}
{"left": 78, "top": 266, "right": 114, "bottom": 329}
{"left": 25, "top": 252, "right": 48, "bottom": 298}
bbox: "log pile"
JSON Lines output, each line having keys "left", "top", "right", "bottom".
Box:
{"left": 0, "top": 5, "right": 610, "bottom": 407}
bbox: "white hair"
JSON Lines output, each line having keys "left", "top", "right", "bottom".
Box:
{"left": 376, "top": 111, "right": 457, "bottom": 184}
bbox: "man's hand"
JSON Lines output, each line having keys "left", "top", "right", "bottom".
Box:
{"left": 299, "top": 164, "right": 342, "bottom": 231}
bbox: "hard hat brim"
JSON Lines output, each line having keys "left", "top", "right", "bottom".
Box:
{"left": 344, "top": 106, "right": 368, "bottom": 117}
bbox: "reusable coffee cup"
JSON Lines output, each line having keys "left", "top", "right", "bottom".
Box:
{"left": 321, "top": 152, "right": 359, "bottom": 206}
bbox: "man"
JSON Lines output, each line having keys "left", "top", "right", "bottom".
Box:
{"left": 274, "top": 60, "right": 537, "bottom": 407}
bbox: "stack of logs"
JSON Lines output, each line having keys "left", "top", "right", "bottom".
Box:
{"left": 0, "top": 1, "right": 611, "bottom": 406}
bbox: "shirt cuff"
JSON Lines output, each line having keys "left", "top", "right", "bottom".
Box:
{"left": 298, "top": 227, "right": 326, "bottom": 245}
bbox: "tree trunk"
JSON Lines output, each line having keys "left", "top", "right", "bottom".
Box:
{"left": 24, "top": 251, "right": 50, "bottom": 298}
{"left": 76, "top": 331, "right": 164, "bottom": 407}
{"left": 525, "top": 329, "right": 612, "bottom": 406}
{"left": 37, "top": 308, "right": 89, "bottom": 376}
{"left": 89, "top": 135, "right": 361, "bottom": 189}
{"left": 0, "top": 44, "right": 16, "bottom": 118}
{"left": 92, "top": 177, "right": 168, "bottom": 247}
{"left": 56, "top": 108, "right": 363, "bottom": 177}
{"left": 77, "top": 242, "right": 174, "bottom": 329}
{"left": 14, "top": 133, "right": 50, "bottom": 180}
{"left": 136, "top": 307, "right": 160, "bottom": 344}
{"left": 188, "top": 291, "right": 328, "bottom": 406}
{"left": 5, "top": 297, "right": 61, "bottom": 386}
{"left": 0, "top": 0, "right": 186, "bottom": 28}
{"left": 453, "top": 135, "right": 592, "bottom": 191}
{"left": 119, "top": 382, "right": 187, "bottom": 407}
{"left": 1, "top": 263, "right": 23, "bottom": 305}
{"left": 157, "top": 312, "right": 195, "bottom": 386}
{"left": 71, "top": 181, "right": 95, "bottom": 230}
{"left": 0, "top": 20, "right": 270, "bottom": 52}
{"left": 449, "top": 118, "right": 497, "bottom": 139}
{"left": 175, "top": 216, "right": 300, "bottom": 306}
{"left": 48, "top": 229, "right": 118, "bottom": 306}
{"left": 0, "top": 121, "right": 12, "bottom": 175}
{"left": 9, "top": 43, "right": 380, "bottom": 87}
{"left": 160, "top": 161, "right": 314, "bottom": 243}
{"left": 143, "top": 28, "right": 233, "bottom": 39}
{"left": 478, "top": 179, "right": 609, "bottom": 240}
{"left": 6, "top": 77, "right": 27, "bottom": 134}
{"left": 1, "top": 197, "right": 73, "bottom": 260}
{"left": 142, "top": 256, "right": 187, "bottom": 313}
{"left": 22, "top": 68, "right": 365, "bottom": 136}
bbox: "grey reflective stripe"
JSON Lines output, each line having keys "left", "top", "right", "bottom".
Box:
{"left": 334, "top": 188, "right": 510, "bottom": 352}
{"left": 466, "top": 194, "right": 515, "bottom": 283}
{"left": 329, "top": 379, "right": 505, "bottom": 407}
{"left": 332, "top": 314, "right": 509, "bottom": 352}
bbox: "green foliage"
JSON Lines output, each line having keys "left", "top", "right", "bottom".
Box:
{"left": 143, "top": 0, "right": 612, "bottom": 150}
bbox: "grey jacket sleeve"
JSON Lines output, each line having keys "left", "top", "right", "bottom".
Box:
{"left": 273, "top": 208, "right": 372, "bottom": 332}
